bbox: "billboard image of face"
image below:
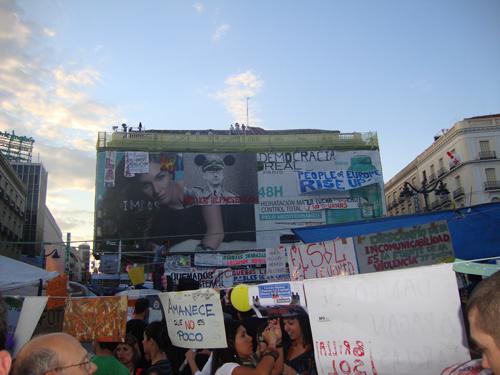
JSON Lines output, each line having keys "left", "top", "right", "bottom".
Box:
{"left": 95, "top": 151, "right": 257, "bottom": 253}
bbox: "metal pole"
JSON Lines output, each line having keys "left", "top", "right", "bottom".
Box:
{"left": 246, "top": 97, "right": 250, "bottom": 127}
{"left": 66, "top": 232, "right": 71, "bottom": 277}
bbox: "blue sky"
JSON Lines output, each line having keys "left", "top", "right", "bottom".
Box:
{"left": 1, "top": 0, "right": 499, "bottom": 244}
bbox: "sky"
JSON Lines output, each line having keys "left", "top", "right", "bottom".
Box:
{"left": 1, "top": 0, "right": 499, "bottom": 246}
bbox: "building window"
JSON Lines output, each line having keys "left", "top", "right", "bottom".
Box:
{"left": 480, "top": 140, "right": 491, "bottom": 152}
{"left": 484, "top": 168, "right": 500, "bottom": 190}
{"left": 486, "top": 168, "right": 496, "bottom": 182}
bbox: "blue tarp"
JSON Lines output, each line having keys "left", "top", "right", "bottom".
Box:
{"left": 292, "top": 202, "right": 500, "bottom": 261}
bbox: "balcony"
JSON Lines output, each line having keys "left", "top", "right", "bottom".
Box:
{"left": 479, "top": 151, "right": 497, "bottom": 160}
{"left": 484, "top": 180, "right": 500, "bottom": 190}
{"left": 452, "top": 187, "right": 464, "bottom": 199}
{"left": 437, "top": 167, "right": 447, "bottom": 177}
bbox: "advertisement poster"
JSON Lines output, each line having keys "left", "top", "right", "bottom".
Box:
{"left": 63, "top": 296, "right": 127, "bottom": 342}
{"left": 354, "top": 220, "right": 454, "bottom": 273}
{"left": 287, "top": 238, "right": 359, "bottom": 280}
{"left": 160, "top": 288, "right": 227, "bottom": 349}
{"left": 95, "top": 151, "right": 257, "bottom": 254}
{"left": 304, "top": 264, "right": 470, "bottom": 375}
{"left": 194, "top": 250, "right": 266, "bottom": 267}
{"left": 255, "top": 150, "right": 384, "bottom": 248}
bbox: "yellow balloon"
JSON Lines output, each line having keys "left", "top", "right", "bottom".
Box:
{"left": 230, "top": 284, "right": 251, "bottom": 312}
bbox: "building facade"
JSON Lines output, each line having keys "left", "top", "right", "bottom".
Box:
{"left": 94, "top": 128, "right": 386, "bottom": 288}
{"left": 385, "top": 114, "right": 500, "bottom": 216}
{"left": 11, "top": 162, "right": 48, "bottom": 257}
{"left": 0, "top": 153, "right": 27, "bottom": 258}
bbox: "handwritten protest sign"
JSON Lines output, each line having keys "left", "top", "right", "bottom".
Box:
{"left": 124, "top": 152, "right": 149, "bottom": 176}
{"left": 266, "top": 247, "right": 290, "bottom": 282}
{"left": 287, "top": 238, "right": 359, "bottom": 280}
{"left": 161, "top": 288, "right": 227, "bottom": 349}
{"left": 304, "top": 264, "right": 470, "bottom": 375}
{"left": 63, "top": 296, "right": 127, "bottom": 342}
{"left": 355, "top": 220, "right": 454, "bottom": 273}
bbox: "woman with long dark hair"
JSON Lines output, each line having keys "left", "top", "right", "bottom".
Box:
{"left": 143, "top": 321, "right": 173, "bottom": 375}
{"left": 115, "top": 334, "right": 145, "bottom": 374}
{"left": 211, "top": 319, "right": 283, "bottom": 375}
{"left": 282, "top": 315, "right": 317, "bottom": 375}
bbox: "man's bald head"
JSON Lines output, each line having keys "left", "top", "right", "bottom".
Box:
{"left": 14, "top": 333, "right": 94, "bottom": 375}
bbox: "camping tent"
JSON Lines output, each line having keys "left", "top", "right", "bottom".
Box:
{"left": 0, "top": 256, "right": 58, "bottom": 292}
{"left": 292, "top": 202, "right": 500, "bottom": 261}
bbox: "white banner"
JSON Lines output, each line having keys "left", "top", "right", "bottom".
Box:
{"left": 165, "top": 268, "right": 233, "bottom": 288}
{"left": 161, "top": 289, "right": 227, "bottom": 349}
{"left": 287, "top": 238, "right": 359, "bottom": 280}
{"left": 124, "top": 152, "right": 149, "bottom": 176}
{"left": 13, "top": 297, "right": 48, "bottom": 355}
{"left": 304, "top": 264, "right": 470, "bottom": 375}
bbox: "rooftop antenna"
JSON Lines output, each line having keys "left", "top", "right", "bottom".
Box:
{"left": 246, "top": 97, "right": 250, "bottom": 127}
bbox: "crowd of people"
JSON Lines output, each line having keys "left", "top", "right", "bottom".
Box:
{"left": 0, "top": 270, "right": 499, "bottom": 375}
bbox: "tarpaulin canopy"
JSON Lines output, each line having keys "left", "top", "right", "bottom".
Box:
{"left": 292, "top": 202, "right": 500, "bottom": 261}
{"left": 0, "top": 256, "right": 58, "bottom": 292}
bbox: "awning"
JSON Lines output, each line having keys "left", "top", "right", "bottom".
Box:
{"left": 0, "top": 256, "right": 59, "bottom": 292}
{"left": 292, "top": 202, "right": 500, "bottom": 261}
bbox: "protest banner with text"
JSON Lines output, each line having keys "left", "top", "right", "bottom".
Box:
{"left": 355, "top": 220, "right": 454, "bottom": 273}
{"left": 304, "top": 264, "right": 470, "bottom": 375}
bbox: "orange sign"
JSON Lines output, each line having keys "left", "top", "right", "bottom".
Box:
{"left": 46, "top": 275, "right": 68, "bottom": 310}
{"left": 63, "top": 296, "right": 127, "bottom": 342}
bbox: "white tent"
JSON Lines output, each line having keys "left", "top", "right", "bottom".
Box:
{"left": 0, "top": 256, "right": 58, "bottom": 292}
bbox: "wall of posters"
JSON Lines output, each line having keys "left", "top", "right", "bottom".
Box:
{"left": 304, "top": 264, "right": 470, "bottom": 375}
{"left": 354, "top": 220, "right": 454, "bottom": 273}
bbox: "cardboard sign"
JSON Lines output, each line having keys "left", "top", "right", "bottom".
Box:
{"left": 355, "top": 220, "right": 454, "bottom": 273}
{"left": 304, "top": 264, "right": 470, "bottom": 375}
{"left": 63, "top": 296, "right": 127, "bottom": 342}
{"left": 160, "top": 288, "right": 227, "bottom": 349}
{"left": 287, "top": 238, "right": 359, "bottom": 280}
{"left": 266, "top": 247, "right": 290, "bottom": 282}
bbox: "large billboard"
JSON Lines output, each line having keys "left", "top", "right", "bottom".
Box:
{"left": 95, "top": 149, "right": 384, "bottom": 256}
{"left": 255, "top": 150, "right": 384, "bottom": 247}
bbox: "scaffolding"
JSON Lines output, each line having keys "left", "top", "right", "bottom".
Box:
{"left": 0, "top": 131, "right": 34, "bottom": 162}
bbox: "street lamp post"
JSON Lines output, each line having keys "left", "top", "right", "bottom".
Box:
{"left": 400, "top": 178, "right": 450, "bottom": 212}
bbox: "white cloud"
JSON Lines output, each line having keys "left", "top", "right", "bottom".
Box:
{"left": 43, "top": 27, "right": 56, "bottom": 37}
{"left": 213, "top": 70, "right": 263, "bottom": 124}
{"left": 0, "top": 0, "right": 119, "bottom": 246}
{"left": 193, "top": 2, "right": 204, "bottom": 13}
{"left": 212, "top": 24, "right": 230, "bottom": 41}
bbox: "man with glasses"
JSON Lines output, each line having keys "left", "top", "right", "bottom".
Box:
{"left": 12, "top": 332, "right": 97, "bottom": 375}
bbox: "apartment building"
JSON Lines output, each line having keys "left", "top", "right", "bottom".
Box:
{"left": 385, "top": 114, "right": 500, "bottom": 215}
{"left": 0, "top": 153, "right": 27, "bottom": 258}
